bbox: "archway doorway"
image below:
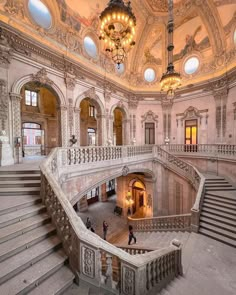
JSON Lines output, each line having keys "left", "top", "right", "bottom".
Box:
{"left": 20, "top": 82, "right": 60, "bottom": 157}
{"left": 113, "top": 107, "right": 123, "bottom": 145}
{"left": 130, "top": 179, "right": 146, "bottom": 217}
{"left": 22, "top": 123, "right": 44, "bottom": 156}
{"left": 80, "top": 98, "right": 102, "bottom": 146}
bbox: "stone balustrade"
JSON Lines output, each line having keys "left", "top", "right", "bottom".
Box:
{"left": 40, "top": 146, "right": 183, "bottom": 295}
{"left": 162, "top": 144, "right": 236, "bottom": 158}
{"left": 128, "top": 214, "right": 192, "bottom": 232}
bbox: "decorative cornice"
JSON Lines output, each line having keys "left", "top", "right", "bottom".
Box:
{"left": 141, "top": 110, "right": 158, "bottom": 127}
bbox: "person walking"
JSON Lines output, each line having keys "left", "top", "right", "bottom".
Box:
{"left": 103, "top": 221, "right": 108, "bottom": 240}
{"left": 86, "top": 217, "right": 91, "bottom": 229}
{"left": 128, "top": 225, "right": 136, "bottom": 245}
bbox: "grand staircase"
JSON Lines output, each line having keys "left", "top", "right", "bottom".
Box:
{"left": 199, "top": 175, "right": 236, "bottom": 247}
{"left": 0, "top": 169, "right": 76, "bottom": 294}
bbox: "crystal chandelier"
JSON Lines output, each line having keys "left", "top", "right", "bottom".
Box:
{"left": 160, "top": 0, "right": 181, "bottom": 95}
{"left": 99, "top": 0, "right": 136, "bottom": 67}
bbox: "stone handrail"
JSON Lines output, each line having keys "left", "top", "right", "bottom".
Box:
{"left": 162, "top": 144, "right": 236, "bottom": 159}
{"left": 128, "top": 214, "right": 192, "bottom": 232}
{"left": 154, "top": 145, "right": 201, "bottom": 191}
{"left": 116, "top": 246, "right": 155, "bottom": 255}
{"left": 40, "top": 146, "right": 183, "bottom": 295}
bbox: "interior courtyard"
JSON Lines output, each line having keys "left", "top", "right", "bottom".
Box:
{"left": 0, "top": 0, "right": 236, "bottom": 294}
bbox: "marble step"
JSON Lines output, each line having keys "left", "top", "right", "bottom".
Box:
{"left": 203, "top": 198, "right": 236, "bottom": 210}
{"left": 0, "top": 195, "right": 42, "bottom": 216}
{"left": 0, "top": 174, "right": 41, "bottom": 181}
{"left": 200, "top": 211, "right": 236, "bottom": 227}
{"left": 204, "top": 195, "right": 236, "bottom": 206}
{"left": 0, "top": 203, "right": 46, "bottom": 228}
{"left": 201, "top": 207, "right": 236, "bottom": 222}
{"left": 199, "top": 222, "right": 236, "bottom": 240}
{"left": 205, "top": 179, "right": 228, "bottom": 183}
{"left": 28, "top": 265, "right": 74, "bottom": 295}
{"left": 0, "top": 170, "right": 40, "bottom": 175}
{"left": 0, "top": 213, "right": 51, "bottom": 244}
{"left": 200, "top": 217, "right": 236, "bottom": 234}
{"left": 0, "top": 223, "right": 56, "bottom": 262}
{"left": 205, "top": 192, "right": 236, "bottom": 202}
{"left": 0, "top": 187, "right": 40, "bottom": 196}
{"left": 205, "top": 183, "right": 233, "bottom": 188}
{"left": 0, "top": 235, "right": 62, "bottom": 284}
{"left": 205, "top": 187, "right": 236, "bottom": 191}
{"left": 0, "top": 249, "right": 68, "bottom": 295}
{"left": 0, "top": 180, "right": 41, "bottom": 188}
{"left": 202, "top": 203, "right": 236, "bottom": 216}
{"left": 199, "top": 228, "right": 236, "bottom": 248}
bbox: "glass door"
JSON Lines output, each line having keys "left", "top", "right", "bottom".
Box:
{"left": 185, "top": 120, "right": 197, "bottom": 151}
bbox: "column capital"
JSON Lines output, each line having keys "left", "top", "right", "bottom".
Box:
{"left": 9, "top": 92, "right": 22, "bottom": 101}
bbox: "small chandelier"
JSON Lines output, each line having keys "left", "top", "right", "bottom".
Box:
{"left": 99, "top": 0, "right": 136, "bottom": 67}
{"left": 160, "top": 0, "right": 181, "bottom": 95}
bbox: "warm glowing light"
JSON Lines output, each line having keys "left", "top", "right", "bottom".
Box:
{"left": 99, "top": 0, "right": 136, "bottom": 66}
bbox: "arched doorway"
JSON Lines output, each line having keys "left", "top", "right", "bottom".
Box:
{"left": 113, "top": 107, "right": 123, "bottom": 145}
{"left": 80, "top": 98, "right": 102, "bottom": 146}
{"left": 20, "top": 82, "right": 60, "bottom": 157}
{"left": 130, "top": 179, "right": 146, "bottom": 217}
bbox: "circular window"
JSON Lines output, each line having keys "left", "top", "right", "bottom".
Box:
{"left": 115, "top": 63, "right": 125, "bottom": 74}
{"left": 184, "top": 57, "right": 200, "bottom": 75}
{"left": 28, "top": 0, "right": 52, "bottom": 29}
{"left": 144, "top": 68, "right": 156, "bottom": 82}
{"left": 84, "top": 36, "right": 97, "bottom": 58}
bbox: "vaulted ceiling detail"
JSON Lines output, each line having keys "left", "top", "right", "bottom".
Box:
{"left": 0, "top": 0, "right": 235, "bottom": 91}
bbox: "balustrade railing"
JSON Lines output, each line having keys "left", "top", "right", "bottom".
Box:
{"left": 162, "top": 144, "right": 236, "bottom": 158}
{"left": 40, "top": 146, "right": 183, "bottom": 295}
{"left": 129, "top": 214, "right": 192, "bottom": 232}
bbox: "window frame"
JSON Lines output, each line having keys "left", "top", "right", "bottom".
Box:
{"left": 145, "top": 122, "right": 155, "bottom": 144}
{"left": 25, "top": 89, "right": 38, "bottom": 107}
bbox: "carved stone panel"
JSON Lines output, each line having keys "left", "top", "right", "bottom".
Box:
{"left": 0, "top": 79, "right": 8, "bottom": 133}
{"left": 81, "top": 245, "right": 95, "bottom": 279}
{"left": 122, "top": 265, "right": 135, "bottom": 295}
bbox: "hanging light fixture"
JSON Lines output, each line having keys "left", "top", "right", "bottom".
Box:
{"left": 160, "top": 0, "right": 181, "bottom": 95}
{"left": 99, "top": 0, "right": 136, "bottom": 68}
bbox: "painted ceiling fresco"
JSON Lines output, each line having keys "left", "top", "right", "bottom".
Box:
{"left": 0, "top": 0, "right": 235, "bottom": 89}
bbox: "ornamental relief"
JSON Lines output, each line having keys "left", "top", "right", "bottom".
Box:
{"left": 0, "top": 79, "right": 8, "bottom": 133}
{"left": 141, "top": 110, "right": 158, "bottom": 127}
{"left": 122, "top": 266, "right": 135, "bottom": 295}
{"left": 176, "top": 106, "right": 208, "bottom": 127}
{"left": 81, "top": 246, "right": 95, "bottom": 279}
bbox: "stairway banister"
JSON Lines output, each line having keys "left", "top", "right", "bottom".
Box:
{"left": 41, "top": 146, "right": 183, "bottom": 295}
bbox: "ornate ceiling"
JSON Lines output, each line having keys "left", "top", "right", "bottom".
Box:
{"left": 0, "top": 0, "right": 236, "bottom": 92}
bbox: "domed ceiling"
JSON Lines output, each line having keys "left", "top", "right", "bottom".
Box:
{"left": 0, "top": 0, "right": 236, "bottom": 92}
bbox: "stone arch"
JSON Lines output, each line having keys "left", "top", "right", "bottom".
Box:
{"left": 11, "top": 72, "right": 66, "bottom": 106}
{"left": 10, "top": 70, "right": 67, "bottom": 162}
{"left": 71, "top": 168, "right": 156, "bottom": 206}
{"left": 75, "top": 87, "right": 106, "bottom": 146}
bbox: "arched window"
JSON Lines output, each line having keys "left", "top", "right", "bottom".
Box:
{"left": 84, "top": 36, "right": 97, "bottom": 58}
{"left": 144, "top": 68, "right": 156, "bottom": 82}
{"left": 184, "top": 57, "right": 200, "bottom": 75}
{"left": 115, "top": 63, "right": 125, "bottom": 74}
{"left": 28, "top": 0, "right": 52, "bottom": 29}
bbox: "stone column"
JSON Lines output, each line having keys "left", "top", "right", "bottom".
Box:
{"left": 100, "top": 183, "right": 107, "bottom": 202}
{"left": 213, "top": 87, "right": 228, "bottom": 143}
{"left": 65, "top": 73, "right": 76, "bottom": 141}
{"left": 128, "top": 96, "right": 139, "bottom": 145}
{"left": 59, "top": 105, "right": 68, "bottom": 147}
{"left": 0, "top": 31, "right": 14, "bottom": 165}
{"left": 97, "top": 114, "right": 106, "bottom": 146}
{"left": 74, "top": 107, "right": 80, "bottom": 146}
{"left": 161, "top": 98, "right": 173, "bottom": 144}
{"left": 77, "top": 196, "right": 88, "bottom": 212}
{"left": 10, "top": 93, "right": 22, "bottom": 163}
